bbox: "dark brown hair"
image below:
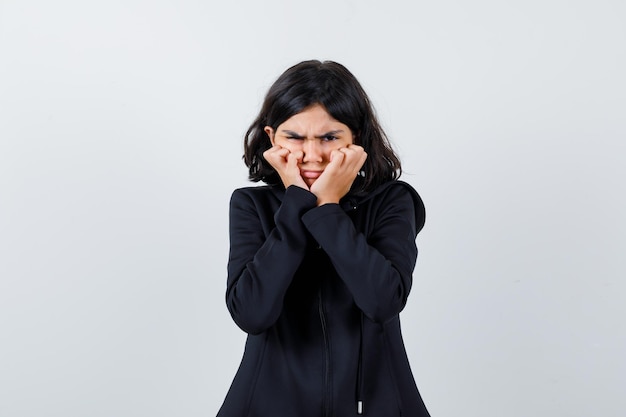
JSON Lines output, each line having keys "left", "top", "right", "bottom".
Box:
{"left": 243, "top": 60, "right": 401, "bottom": 192}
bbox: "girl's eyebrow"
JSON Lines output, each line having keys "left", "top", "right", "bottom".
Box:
{"left": 315, "top": 130, "right": 344, "bottom": 138}
{"left": 280, "top": 129, "right": 344, "bottom": 138}
{"left": 281, "top": 130, "right": 304, "bottom": 138}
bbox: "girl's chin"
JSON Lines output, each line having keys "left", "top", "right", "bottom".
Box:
{"left": 304, "top": 178, "right": 317, "bottom": 187}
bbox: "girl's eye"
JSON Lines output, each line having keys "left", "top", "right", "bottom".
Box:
{"left": 286, "top": 136, "right": 303, "bottom": 141}
{"left": 322, "top": 135, "right": 338, "bottom": 142}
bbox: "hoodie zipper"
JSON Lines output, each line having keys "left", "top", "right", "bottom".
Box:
{"left": 318, "top": 288, "right": 332, "bottom": 417}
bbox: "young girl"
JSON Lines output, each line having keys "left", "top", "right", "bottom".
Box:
{"left": 218, "top": 60, "right": 431, "bottom": 417}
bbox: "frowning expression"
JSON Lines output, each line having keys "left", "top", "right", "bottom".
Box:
{"left": 264, "top": 104, "right": 354, "bottom": 187}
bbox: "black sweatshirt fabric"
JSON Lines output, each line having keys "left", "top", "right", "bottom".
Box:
{"left": 217, "top": 180, "right": 431, "bottom": 417}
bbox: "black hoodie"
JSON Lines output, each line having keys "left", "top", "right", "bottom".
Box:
{"left": 218, "top": 180, "right": 431, "bottom": 417}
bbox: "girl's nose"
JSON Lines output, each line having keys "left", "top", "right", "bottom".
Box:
{"left": 302, "top": 140, "right": 323, "bottom": 163}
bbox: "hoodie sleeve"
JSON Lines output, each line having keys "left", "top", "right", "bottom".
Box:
{"left": 226, "top": 186, "right": 318, "bottom": 334}
{"left": 301, "top": 183, "right": 424, "bottom": 324}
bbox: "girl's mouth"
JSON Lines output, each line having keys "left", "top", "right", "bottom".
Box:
{"left": 300, "top": 170, "right": 323, "bottom": 179}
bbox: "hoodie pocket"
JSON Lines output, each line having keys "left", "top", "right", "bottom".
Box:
{"left": 382, "top": 331, "right": 404, "bottom": 416}
{"left": 245, "top": 330, "right": 325, "bottom": 417}
{"left": 358, "top": 325, "right": 403, "bottom": 416}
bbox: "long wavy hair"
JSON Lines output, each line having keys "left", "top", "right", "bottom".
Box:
{"left": 243, "top": 60, "right": 401, "bottom": 192}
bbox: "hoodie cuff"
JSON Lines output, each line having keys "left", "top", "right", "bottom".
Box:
{"left": 283, "top": 185, "right": 318, "bottom": 210}
{"left": 301, "top": 203, "right": 345, "bottom": 232}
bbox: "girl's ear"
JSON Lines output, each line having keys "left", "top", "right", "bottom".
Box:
{"left": 264, "top": 126, "right": 275, "bottom": 146}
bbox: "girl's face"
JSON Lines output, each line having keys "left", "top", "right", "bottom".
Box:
{"left": 264, "top": 104, "right": 354, "bottom": 187}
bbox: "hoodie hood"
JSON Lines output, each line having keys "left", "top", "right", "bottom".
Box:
{"left": 339, "top": 179, "right": 426, "bottom": 234}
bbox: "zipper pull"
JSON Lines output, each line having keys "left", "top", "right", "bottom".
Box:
{"left": 357, "top": 400, "right": 363, "bottom": 415}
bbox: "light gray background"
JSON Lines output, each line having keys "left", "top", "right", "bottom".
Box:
{"left": 1, "top": 1, "right": 624, "bottom": 416}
